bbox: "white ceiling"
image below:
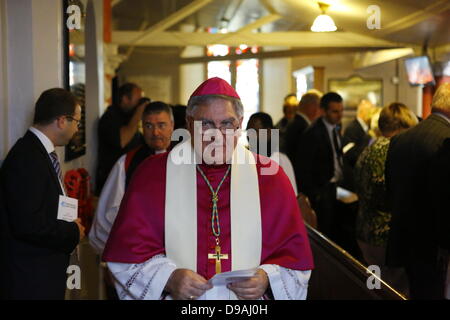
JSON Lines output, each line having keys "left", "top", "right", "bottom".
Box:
{"left": 111, "top": 0, "right": 450, "bottom": 48}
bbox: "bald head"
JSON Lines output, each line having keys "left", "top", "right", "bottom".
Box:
{"left": 357, "top": 99, "right": 375, "bottom": 125}
{"left": 299, "top": 92, "right": 321, "bottom": 122}
{"left": 432, "top": 83, "right": 450, "bottom": 115}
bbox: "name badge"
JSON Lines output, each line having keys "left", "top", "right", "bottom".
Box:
{"left": 57, "top": 195, "right": 78, "bottom": 222}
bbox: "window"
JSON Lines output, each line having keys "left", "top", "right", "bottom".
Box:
{"left": 207, "top": 45, "right": 231, "bottom": 84}
{"left": 206, "top": 44, "right": 260, "bottom": 129}
{"left": 293, "top": 66, "right": 314, "bottom": 100}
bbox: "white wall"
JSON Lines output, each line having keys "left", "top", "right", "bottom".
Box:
{"left": 2, "top": 0, "right": 36, "bottom": 157}
{"left": 260, "top": 47, "right": 293, "bottom": 124}
{"left": 0, "top": 0, "right": 7, "bottom": 160}
{"left": 261, "top": 57, "right": 293, "bottom": 124}
{"left": 1, "top": 0, "right": 65, "bottom": 159}
{"left": 0, "top": 0, "right": 104, "bottom": 183}
{"left": 119, "top": 48, "right": 181, "bottom": 104}
{"left": 31, "top": 0, "right": 64, "bottom": 99}
{"left": 180, "top": 46, "right": 205, "bottom": 105}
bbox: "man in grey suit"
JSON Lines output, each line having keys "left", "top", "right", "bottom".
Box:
{"left": 385, "top": 83, "right": 450, "bottom": 299}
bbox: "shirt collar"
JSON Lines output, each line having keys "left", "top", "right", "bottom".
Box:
{"left": 432, "top": 112, "right": 450, "bottom": 125}
{"left": 29, "top": 127, "right": 55, "bottom": 154}
{"left": 357, "top": 117, "right": 369, "bottom": 132}
{"left": 155, "top": 149, "right": 167, "bottom": 155}
{"left": 298, "top": 112, "right": 311, "bottom": 125}
{"left": 322, "top": 117, "right": 336, "bottom": 132}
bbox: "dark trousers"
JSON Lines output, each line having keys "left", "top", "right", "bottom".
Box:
{"left": 311, "top": 183, "right": 337, "bottom": 238}
{"left": 405, "top": 254, "right": 448, "bottom": 300}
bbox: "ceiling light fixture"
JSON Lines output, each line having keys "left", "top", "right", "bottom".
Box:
{"left": 311, "top": 1, "right": 337, "bottom": 32}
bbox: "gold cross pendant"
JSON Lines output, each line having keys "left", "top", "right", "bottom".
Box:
{"left": 208, "top": 245, "right": 229, "bottom": 274}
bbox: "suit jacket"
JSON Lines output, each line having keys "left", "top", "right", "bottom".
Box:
{"left": 285, "top": 114, "right": 310, "bottom": 176}
{"left": 385, "top": 114, "right": 450, "bottom": 267}
{"left": 342, "top": 119, "right": 372, "bottom": 192}
{"left": 429, "top": 138, "right": 450, "bottom": 250}
{"left": 296, "top": 117, "right": 336, "bottom": 199}
{"left": 0, "top": 131, "right": 79, "bottom": 299}
{"left": 343, "top": 119, "right": 371, "bottom": 167}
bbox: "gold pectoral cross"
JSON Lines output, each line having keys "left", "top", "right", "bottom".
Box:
{"left": 208, "top": 245, "right": 229, "bottom": 274}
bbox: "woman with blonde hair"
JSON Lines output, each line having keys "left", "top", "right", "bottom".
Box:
{"left": 355, "top": 102, "right": 418, "bottom": 296}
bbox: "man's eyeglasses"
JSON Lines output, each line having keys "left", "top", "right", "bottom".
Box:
{"left": 66, "top": 116, "right": 82, "bottom": 129}
{"left": 196, "top": 119, "right": 239, "bottom": 134}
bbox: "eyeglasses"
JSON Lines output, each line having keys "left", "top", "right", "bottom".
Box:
{"left": 66, "top": 116, "right": 82, "bottom": 129}
{"left": 196, "top": 119, "right": 239, "bottom": 134}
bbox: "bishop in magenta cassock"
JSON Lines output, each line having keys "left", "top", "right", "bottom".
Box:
{"left": 103, "top": 77, "right": 314, "bottom": 300}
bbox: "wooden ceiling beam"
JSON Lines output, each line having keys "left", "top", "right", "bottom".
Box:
{"left": 176, "top": 47, "right": 406, "bottom": 64}
{"left": 112, "top": 31, "right": 403, "bottom": 47}
{"left": 374, "top": 0, "right": 450, "bottom": 36}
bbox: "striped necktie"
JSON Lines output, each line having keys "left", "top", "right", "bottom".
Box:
{"left": 332, "top": 127, "right": 344, "bottom": 167}
{"left": 49, "top": 151, "right": 63, "bottom": 183}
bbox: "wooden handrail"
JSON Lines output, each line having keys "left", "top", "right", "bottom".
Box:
{"left": 306, "top": 223, "right": 407, "bottom": 300}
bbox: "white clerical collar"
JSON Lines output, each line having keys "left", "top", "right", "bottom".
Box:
{"left": 356, "top": 117, "right": 369, "bottom": 132}
{"left": 298, "top": 112, "right": 311, "bottom": 125}
{"left": 29, "top": 127, "right": 55, "bottom": 154}
{"left": 155, "top": 149, "right": 167, "bottom": 155}
{"left": 165, "top": 140, "right": 261, "bottom": 273}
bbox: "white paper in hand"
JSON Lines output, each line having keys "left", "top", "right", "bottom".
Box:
{"left": 57, "top": 195, "right": 78, "bottom": 222}
{"left": 336, "top": 187, "right": 358, "bottom": 204}
{"left": 208, "top": 268, "right": 258, "bottom": 286}
{"left": 343, "top": 142, "right": 355, "bottom": 154}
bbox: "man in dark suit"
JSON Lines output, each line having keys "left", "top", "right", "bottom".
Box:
{"left": 343, "top": 100, "right": 374, "bottom": 168}
{"left": 341, "top": 100, "right": 374, "bottom": 192}
{"left": 275, "top": 93, "right": 298, "bottom": 153}
{"left": 429, "top": 138, "right": 450, "bottom": 253}
{"left": 0, "top": 88, "right": 85, "bottom": 299}
{"left": 429, "top": 138, "right": 450, "bottom": 300}
{"left": 285, "top": 92, "right": 321, "bottom": 187}
{"left": 385, "top": 83, "right": 450, "bottom": 299}
{"left": 296, "top": 92, "right": 344, "bottom": 237}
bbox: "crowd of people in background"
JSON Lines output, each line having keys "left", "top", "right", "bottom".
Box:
{"left": 269, "top": 83, "right": 450, "bottom": 300}
{"left": 92, "top": 81, "right": 449, "bottom": 300}
{"left": 1, "top": 79, "right": 448, "bottom": 300}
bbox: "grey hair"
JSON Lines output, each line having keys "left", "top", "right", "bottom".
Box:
{"left": 432, "top": 83, "right": 450, "bottom": 112}
{"left": 299, "top": 92, "right": 321, "bottom": 107}
{"left": 186, "top": 95, "right": 244, "bottom": 119}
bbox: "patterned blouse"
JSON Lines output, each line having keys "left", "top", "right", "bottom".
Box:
{"left": 354, "top": 137, "right": 392, "bottom": 247}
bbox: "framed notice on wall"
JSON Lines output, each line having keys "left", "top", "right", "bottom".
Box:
{"left": 328, "top": 75, "right": 383, "bottom": 110}
{"left": 63, "top": 0, "right": 87, "bottom": 162}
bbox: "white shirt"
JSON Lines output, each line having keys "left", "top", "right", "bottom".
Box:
{"left": 29, "top": 127, "right": 66, "bottom": 195}
{"left": 356, "top": 116, "right": 369, "bottom": 132}
{"left": 29, "top": 126, "right": 55, "bottom": 155}
{"left": 322, "top": 118, "right": 343, "bottom": 183}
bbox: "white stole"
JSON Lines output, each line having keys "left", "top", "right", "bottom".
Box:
{"left": 165, "top": 140, "right": 262, "bottom": 272}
